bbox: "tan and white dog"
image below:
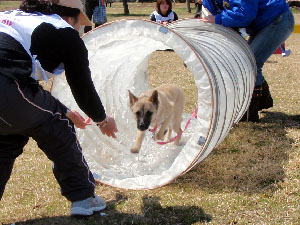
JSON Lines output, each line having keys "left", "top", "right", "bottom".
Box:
{"left": 128, "top": 84, "right": 185, "bottom": 153}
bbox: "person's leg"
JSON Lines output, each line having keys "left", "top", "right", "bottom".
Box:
{"left": 15, "top": 81, "right": 106, "bottom": 216}
{"left": 248, "top": 10, "right": 295, "bottom": 87}
{"left": 0, "top": 75, "right": 31, "bottom": 200}
{"left": 1, "top": 77, "right": 95, "bottom": 202}
{"left": 14, "top": 82, "right": 96, "bottom": 202}
{"left": 242, "top": 10, "right": 294, "bottom": 122}
{"left": 28, "top": 116, "right": 96, "bottom": 202}
{"left": 84, "top": 0, "right": 97, "bottom": 33}
{"left": 195, "top": 3, "right": 202, "bottom": 18}
{"left": 280, "top": 44, "right": 286, "bottom": 54}
{"left": 0, "top": 134, "right": 28, "bottom": 200}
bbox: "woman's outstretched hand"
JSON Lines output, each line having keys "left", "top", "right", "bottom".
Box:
{"left": 66, "top": 110, "right": 118, "bottom": 138}
{"left": 97, "top": 116, "right": 118, "bottom": 138}
{"left": 66, "top": 109, "right": 92, "bottom": 129}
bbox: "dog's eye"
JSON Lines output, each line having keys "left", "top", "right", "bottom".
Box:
{"left": 146, "top": 111, "right": 153, "bottom": 116}
{"left": 136, "top": 111, "right": 140, "bottom": 117}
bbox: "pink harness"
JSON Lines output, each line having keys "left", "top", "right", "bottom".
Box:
{"left": 149, "top": 107, "right": 198, "bottom": 145}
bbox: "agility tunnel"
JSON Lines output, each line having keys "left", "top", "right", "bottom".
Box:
{"left": 51, "top": 19, "right": 256, "bottom": 190}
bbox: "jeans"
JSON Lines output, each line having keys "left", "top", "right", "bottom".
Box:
{"left": 248, "top": 9, "right": 295, "bottom": 87}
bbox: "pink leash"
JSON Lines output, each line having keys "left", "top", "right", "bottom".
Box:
{"left": 149, "top": 107, "right": 198, "bottom": 145}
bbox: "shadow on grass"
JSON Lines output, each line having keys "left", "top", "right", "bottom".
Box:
{"left": 174, "top": 111, "right": 299, "bottom": 194}
{"left": 12, "top": 194, "right": 211, "bottom": 225}
{"left": 260, "top": 111, "right": 300, "bottom": 126}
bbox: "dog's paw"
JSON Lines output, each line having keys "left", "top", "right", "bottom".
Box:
{"left": 131, "top": 147, "right": 140, "bottom": 153}
{"left": 163, "top": 137, "right": 170, "bottom": 142}
{"left": 174, "top": 138, "right": 182, "bottom": 146}
{"left": 156, "top": 133, "right": 164, "bottom": 140}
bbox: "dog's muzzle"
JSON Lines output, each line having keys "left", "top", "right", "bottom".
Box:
{"left": 137, "top": 121, "right": 150, "bottom": 131}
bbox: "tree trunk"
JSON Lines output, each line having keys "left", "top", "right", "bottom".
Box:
{"left": 186, "top": 0, "right": 191, "bottom": 13}
{"left": 123, "top": 0, "right": 130, "bottom": 15}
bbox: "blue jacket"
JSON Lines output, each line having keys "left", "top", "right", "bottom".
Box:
{"left": 202, "top": 0, "right": 289, "bottom": 35}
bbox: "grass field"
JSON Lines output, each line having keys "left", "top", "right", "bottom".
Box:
{"left": 1, "top": 1, "right": 300, "bottom": 225}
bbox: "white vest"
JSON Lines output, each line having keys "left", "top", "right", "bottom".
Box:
{"left": 0, "top": 10, "right": 73, "bottom": 82}
{"left": 152, "top": 11, "right": 175, "bottom": 23}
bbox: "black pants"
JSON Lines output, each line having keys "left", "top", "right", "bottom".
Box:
{"left": 84, "top": 0, "right": 99, "bottom": 33}
{"left": 0, "top": 75, "right": 95, "bottom": 202}
{"left": 195, "top": 3, "right": 202, "bottom": 14}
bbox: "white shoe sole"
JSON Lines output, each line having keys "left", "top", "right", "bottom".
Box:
{"left": 71, "top": 204, "right": 106, "bottom": 216}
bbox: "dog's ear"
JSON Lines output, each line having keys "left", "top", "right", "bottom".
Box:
{"left": 149, "top": 90, "right": 159, "bottom": 109}
{"left": 128, "top": 90, "right": 138, "bottom": 107}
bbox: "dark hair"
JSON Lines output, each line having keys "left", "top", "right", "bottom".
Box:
{"left": 156, "top": 0, "right": 173, "bottom": 15}
{"left": 20, "top": 0, "right": 80, "bottom": 20}
{"left": 52, "top": 4, "right": 80, "bottom": 22}
{"left": 20, "top": 0, "right": 53, "bottom": 14}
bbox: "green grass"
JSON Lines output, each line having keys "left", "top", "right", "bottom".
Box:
{"left": 0, "top": 0, "right": 21, "bottom": 11}
{"left": 1, "top": 1, "right": 300, "bottom": 225}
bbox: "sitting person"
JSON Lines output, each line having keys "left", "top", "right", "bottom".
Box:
{"left": 150, "top": 0, "right": 178, "bottom": 25}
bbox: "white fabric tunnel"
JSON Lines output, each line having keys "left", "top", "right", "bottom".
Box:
{"left": 51, "top": 19, "right": 256, "bottom": 190}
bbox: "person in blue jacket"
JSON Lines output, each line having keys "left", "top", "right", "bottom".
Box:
{"left": 201, "top": 0, "right": 295, "bottom": 122}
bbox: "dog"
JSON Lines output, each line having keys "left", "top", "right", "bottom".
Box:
{"left": 128, "top": 84, "right": 185, "bottom": 153}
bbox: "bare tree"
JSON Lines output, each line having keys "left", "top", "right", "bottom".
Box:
{"left": 123, "top": 0, "right": 129, "bottom": 15}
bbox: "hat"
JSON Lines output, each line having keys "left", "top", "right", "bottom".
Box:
{"left": 52, "top": 0, "right": 93, "bottom": 26}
